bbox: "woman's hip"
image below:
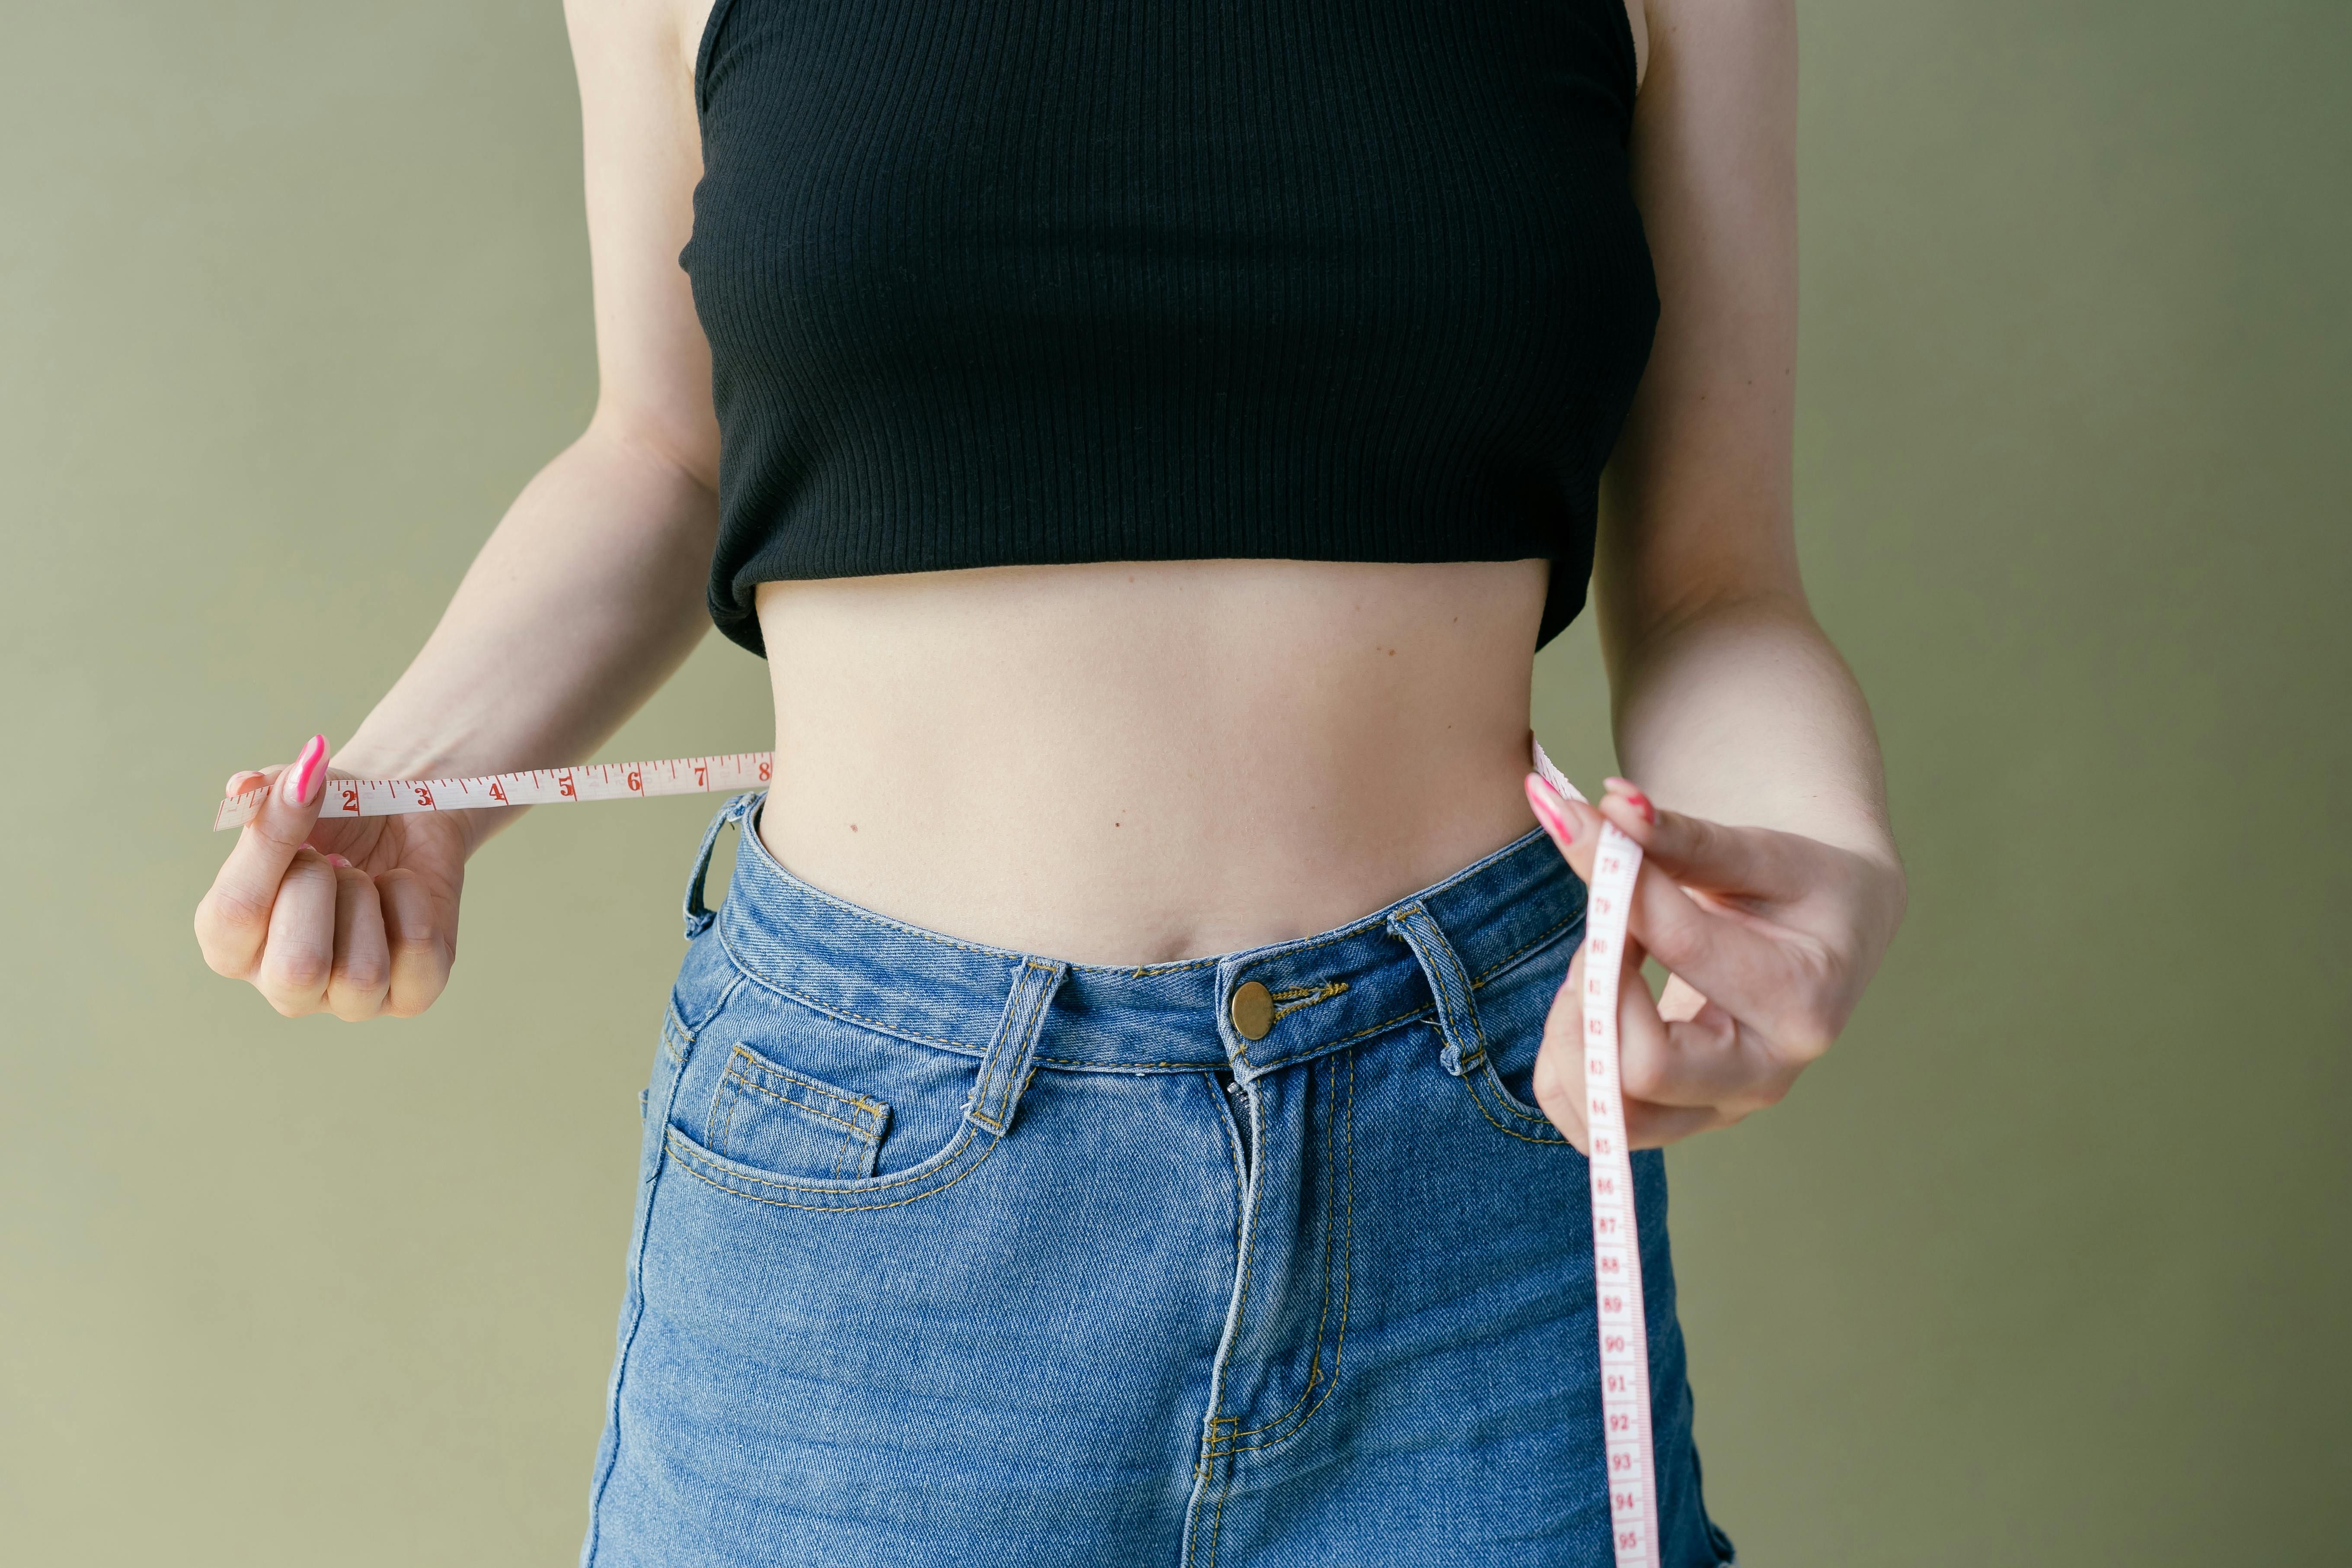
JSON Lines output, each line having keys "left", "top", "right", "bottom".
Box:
{"left": 582, "top": 795, "right": 1728, "bottom": 1567}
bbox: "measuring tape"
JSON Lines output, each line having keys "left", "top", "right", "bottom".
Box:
{"left": 208, "top": 738, "right": 1659, "bottom": 1562}
{"left": 211, "top": 753, "right": 775, "bottom": 832}
{"left": 1532, "top": 742, "right": 1661, "bottom": 1564}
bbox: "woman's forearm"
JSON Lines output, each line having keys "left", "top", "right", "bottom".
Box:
{"left": 334, "top": 418, "right": 719, "bottom": 850}
{"left": 1600, "top": 592, "right": 1901, "bottom": 876}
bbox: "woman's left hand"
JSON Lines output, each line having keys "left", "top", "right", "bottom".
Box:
{"left": 1522, "top": 773, "right": 1907, "bottom": 1151}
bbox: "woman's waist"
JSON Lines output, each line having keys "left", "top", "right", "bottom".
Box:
{"left": 755, "top": 745, "right": 1544, "bottom": 966}
{"left": 750, "top": 559, "right": 1551, "bottom": 965}
{"left": 713, "top": 788, "right": 1584, "bottom": 1071}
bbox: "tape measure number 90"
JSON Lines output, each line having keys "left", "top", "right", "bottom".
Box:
{"left": 1533, "top": 740, "right": 1661, "bottom": 1565}
{"left": 210, "top": 738, "right": 1659, "bottom": 1564}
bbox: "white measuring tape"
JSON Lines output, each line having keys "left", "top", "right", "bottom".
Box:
{"left": 211, "top": 752, "right": 775, "bottom": 832}
{"left": 1533, "top": 742, "right": 1661, "bottom": 1564}
{"left": 209, "top": 738, "right": 1659, "bottom": 1562}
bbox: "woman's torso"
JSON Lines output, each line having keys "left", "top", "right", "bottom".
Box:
{"left": 668, "top": 0, "right": 1651, "bottom": 964}
{"left": 755, "top": 559, "right": 1547, "bottom": 964}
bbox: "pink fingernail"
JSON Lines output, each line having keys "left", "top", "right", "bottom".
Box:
{"left": 1604, "top": 778, "right": 1656, "bottom": 824}
{"left": 325, "top": 853, "right": 352, "bottom": 869}
{"left": 281, "top": 735, "right": 327, "bottom": 807}
{"left": 1523, "top": 775, "right": 1575, "bottom": 845}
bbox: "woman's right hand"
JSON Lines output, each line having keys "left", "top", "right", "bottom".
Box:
{"left": 193, "top": 735, "right": 471, "bottom": 1019}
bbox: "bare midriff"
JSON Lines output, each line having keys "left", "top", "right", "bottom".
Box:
{"left": 752, "top": 558, "right": 1550, "bottom": 967}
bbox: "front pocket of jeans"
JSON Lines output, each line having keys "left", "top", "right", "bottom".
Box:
{"left": 704, "top": 1042, "right": 891, "bottom": 1181}
{"left": 663, "top": 1108, "right": 995, "bottom": 1214}
{"left": 1463, "top": 1051, "right": 1569, "bottom": 1138}
{"left": 1455, "top": 936, "right": 1577, "bottom": 1145}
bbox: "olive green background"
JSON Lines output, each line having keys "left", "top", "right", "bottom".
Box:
{"left": 3, "top": 2, "right": 2344, "bottom": 1562}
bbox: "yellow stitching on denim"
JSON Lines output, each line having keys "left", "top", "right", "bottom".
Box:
{"left": 723, "top": 819, "right": 1557, "bottom": 1015}
{"left": 667, "top": 1133, "right": 997, "bottom": 1213}
{"left": 716, "top": 929, "right": 983, "bottom": 1054}
{"left": 729, "top": 1045, "right": 885, "bottom": 1117}
{"left": 717, "top": 892, "right": 1570, "bottom": 1083}
{"left": 1192, "top": 909, "right": 1583, "bottom": 1075}
{"left": 1238, "top": 906, "right": 1577, "bottom": 1073}
{"left": 720, "top": 1066, "right": 884, "bottom": 1139}
{"left": 1482, "top": 1079, "right": 1553, "bottom": 1127}
{"left": 1224, "top": 1051, "right": 1354, "bottom": 1446}
{"left": 1420, "top": 910, "right": 1492, "bottom": 1064}
{"left": 1224, "top": 1058, "right": 1336, "bottom": 1438}
{"left": 1473, "top": 1056, "right": 1557, "bottom": 1127}
{"left": 721, "top": 1072, "right": 875, "bottom": 1137}
{"left": 1468, "top": 910, "right": 1582, "bottom": 987}
{"left": 1185, "top": 1449, "right": 1223, "bottom": 1566}
{"left": 1227, "top": 1054, "right": 1341, "bottom": 1440}
{"left": 1213, "top": 1076, "right": 1245, "bottom": 1237}
{"left": 661, "top": 968, "right": 735, "bottom": 1068}
{"left": 673, "top": 968, "right": 746, "bottom": 1047}
{"left": 670, "top": 1122, "right": 984, "bottom": 1195}
{"left": 842, "top": 1117, "right": 878, "bottom": 1178}
{"left": 1206, "top": 1463, "right": 1232, "bottom": 1568}
{"left": 1415, "top": 910, "right": 1566, "bottom": 1137}
{"left": 1330, "top": 1002, "right": 1432, "bottom": 1048}
{"left": 967, "top": 980, "right": 1026, "bottom": 1133}
{"left": 1461, "top": 1070, "right": 1572, "bottom": 1144}
{"left": 1222, "top": 1049, "right": 1357, "bottom": 1456}
{"left": 968, "top": 1036, "right": 1007, "bottom": 1133}
{"left": 969, "top": 973, "right": 1047, "bottom": 1134}
{"left": 986, "top": 973, "right": 1049, "bottom": 1125}
{"left": 1244, "top": 916, "right": 1386, "bottom": 964}
{"left": 1268, "top": 980, "right": 1348, "bottom": 1024}
{"left": 1240, "top": 1004, "right": 1428, "bottom": 1076}
{"left": 668, "top": 1124, "right": 983, "bottom": 1194}
{"left": 991, "top": 964, "right": 1056, "bottom": 1122}
{"left": 1120, "top": 953, "right": 1221, "bottom": 978}
{"left": 709, "top": 1073, "right": 743, "bottom": 1158}
{"left": 1192, "top": 1082, "right": 1265, "bottom": 1568}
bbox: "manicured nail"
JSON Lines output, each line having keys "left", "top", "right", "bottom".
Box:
{"left": 1604, "top": 777, "right": 1655, "bottom": 824}
{"left": 281, "top": 735, "right": 327, "bottom": 807}
{"left": 1523, "top": 774, "right": 1575, "bottom": 845}
{"left": 325, "top": 853, "right": 352, "bottom": 869}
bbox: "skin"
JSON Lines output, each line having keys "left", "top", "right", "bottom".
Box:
{"left": 195, "top": 0, "right": 1905, "bottom": 1151}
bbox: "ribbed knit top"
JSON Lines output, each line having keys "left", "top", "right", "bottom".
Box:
{"left": 683, "top": 0, "right": 1656, "bottom": 655}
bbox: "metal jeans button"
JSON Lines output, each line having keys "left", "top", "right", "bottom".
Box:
{"left": 1229, "top": 980, "right": 1274, "bottom": 1041}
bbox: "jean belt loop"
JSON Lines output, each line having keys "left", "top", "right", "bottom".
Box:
{"left": 1386, "top": 903, "right": 1488, "bottom": 1078}
{"left": 965, "top": 957, "right": 1069, "bottom": 1137}
{"left": 682, "top": 791, "right": 761, "bottom": 940}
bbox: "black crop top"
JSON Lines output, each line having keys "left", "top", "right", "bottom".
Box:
{"left": 683, "top": 0, "right": 1655, "bottom": 655}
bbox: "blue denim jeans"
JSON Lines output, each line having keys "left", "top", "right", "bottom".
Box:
{"left": 583, "top": 793, "right": 1735, "bottom": 1567}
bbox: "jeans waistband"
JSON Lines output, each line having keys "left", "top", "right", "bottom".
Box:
{"left": 687, "top": 792, "right": 1587, "bottom": 1082}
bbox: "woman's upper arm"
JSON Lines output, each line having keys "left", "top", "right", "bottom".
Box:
{"left": 1596, "top": 0, "right": 1801, "bottom": 640}
{"left": 565, "top": 0, "right": 721, "bottom": 490}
